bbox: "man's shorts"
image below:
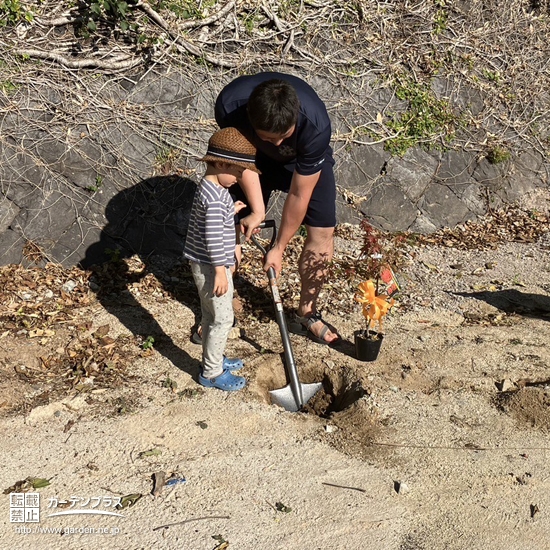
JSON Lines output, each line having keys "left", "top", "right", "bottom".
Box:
{"left": 231, "top": 154, "right": 336, "bottom": 228}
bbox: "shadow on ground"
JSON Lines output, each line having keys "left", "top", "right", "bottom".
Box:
{"left": 455, "top": 288, "right": 550, "bottom": 320}
{"left": 80, "top": 175, "right": 203, "bottom": 378}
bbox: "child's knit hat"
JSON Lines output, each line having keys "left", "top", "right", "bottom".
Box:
{"left": 200, "top": 127, "right": 260, "bottom": 174}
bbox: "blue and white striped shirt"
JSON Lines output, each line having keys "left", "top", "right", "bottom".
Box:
{"left": 183, "top": 177, "right": 236, "bottom": 267}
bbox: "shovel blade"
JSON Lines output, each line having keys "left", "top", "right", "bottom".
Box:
{"left": 269, "top": 382, "right": 323, "bottom": 412}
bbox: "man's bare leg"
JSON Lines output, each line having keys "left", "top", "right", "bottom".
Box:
{"left": 297, "top": 225, "right": 338, "bottom": 343}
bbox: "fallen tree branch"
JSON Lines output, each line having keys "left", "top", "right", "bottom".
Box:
{"left": 14, "top": 49, "right": 143, "bottom": 70}
{"left": 136, "top": 0, "right": 238, "bottom": 68}
{"left": 153, "top": 515, "right": 230, "bottom": 531}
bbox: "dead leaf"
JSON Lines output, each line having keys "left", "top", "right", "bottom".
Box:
{"left": 212, "top": 535, "right": 229, "bottom": 550}
{"left": 422, "top": 262, "right": 440, "bottom": 272}
{"left": 63, "top": 420, "right": 75, "bottom": 433}
{"left": 32, "top": 473, "right": 47, "bottom": 487}
{"left": 138, "top": 448, "right": 162, "bottom": 458}
{"left": 3, "top": 477, "right": 50, "bottom": 494}
{"left": 152, "top": 471, "right": 166, "bottom": 498}
{"left": 93, "top": 325, "right": 110, "bottom": 338}
{"left": 275, "top": 501, "right": 292, "bottom": 513}
{"left": 116, "top": 493, "right": 142, "bottom": 510}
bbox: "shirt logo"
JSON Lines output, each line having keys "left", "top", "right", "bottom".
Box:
{"left": 278, "top": 145, "right": 296, "bottom": 157}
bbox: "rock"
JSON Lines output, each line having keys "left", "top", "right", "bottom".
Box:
{"left": 27, "top": 402, "right": 65, "bottom": 424}
{"left": 394, "top": 480, "right": 410, "bottom": 494}
{"left": 496, "top": 379, "right": 516, "bottom": 392}
{"left": 62, "top": 280, "right": 77, "bottom": 292}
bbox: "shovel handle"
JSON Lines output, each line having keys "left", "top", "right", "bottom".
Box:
{"left": 249, "top": 221, "right": 304, "bottom": 408}
{"left": 251, "top": 220, "right": 277, "bottom": 255}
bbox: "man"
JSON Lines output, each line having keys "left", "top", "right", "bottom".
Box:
{"left": 215, "top": 72, "right": 339, "bottom": 346}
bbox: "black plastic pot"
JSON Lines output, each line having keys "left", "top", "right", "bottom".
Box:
{"left": 354, "top": 330, "right": 384, "bottom": 362}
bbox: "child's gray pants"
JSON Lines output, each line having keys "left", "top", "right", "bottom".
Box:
{"left": 190, "top": 262, "right": 234, "bottom": 378}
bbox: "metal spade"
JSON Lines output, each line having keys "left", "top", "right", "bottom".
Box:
{"left": 251, "top": 221, "right": 323, "bottom": 412}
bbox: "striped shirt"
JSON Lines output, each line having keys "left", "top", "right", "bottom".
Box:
{"left": 183, "top": 177, "right": 236, "bottom": 267}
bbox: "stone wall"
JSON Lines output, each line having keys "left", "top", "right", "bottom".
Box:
{"left": 0, "top": 68, "right": 548, "bottom": 267}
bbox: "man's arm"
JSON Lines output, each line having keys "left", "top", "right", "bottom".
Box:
{"left": 264, "top": 171, "right": 320, "bottom": 275}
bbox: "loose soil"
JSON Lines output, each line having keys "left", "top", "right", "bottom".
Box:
{"left": 1, "top": 197, "right": 550, "bottom": 550}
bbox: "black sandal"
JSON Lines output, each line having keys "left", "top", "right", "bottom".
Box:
{"left": 288, "top": 312, "right": 340, "bottom": 347}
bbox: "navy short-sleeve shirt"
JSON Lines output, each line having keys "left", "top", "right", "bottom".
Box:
{"left": 214, "top": 72, "right": 332, "bottom": 176}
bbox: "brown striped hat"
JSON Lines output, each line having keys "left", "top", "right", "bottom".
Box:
{"left": 200, "top": 127, "right": 261, "bottom": 174}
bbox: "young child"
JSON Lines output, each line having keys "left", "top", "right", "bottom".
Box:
{"left": 183, "top": 127, "right": 260, "bottom": 391}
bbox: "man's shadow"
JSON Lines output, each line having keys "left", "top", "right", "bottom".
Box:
{"left": 454, "top": 288, "right": 550, "bottom": 320}
{"left": 80, "top": 175, "right": 203, "bottom": 378}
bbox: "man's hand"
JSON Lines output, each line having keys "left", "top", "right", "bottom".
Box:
{"left": 239, "top": 211, "right": 264, "bottom": 241}
{"left": 213, "top": 267, "right": 229, "bottom": 296}
{"left": 263, "top": 246, "right": 284, "bottom": 277}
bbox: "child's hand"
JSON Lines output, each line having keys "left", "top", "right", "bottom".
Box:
{"left": 213, "top": 268, "right": 229, "bottom": 296}
{"left": 234, "top": 200, "right": 247, "bottom": 214}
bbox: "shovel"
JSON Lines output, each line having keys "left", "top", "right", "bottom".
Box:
{"left": 250, "top": 221, "right": 323, "bottom": 412}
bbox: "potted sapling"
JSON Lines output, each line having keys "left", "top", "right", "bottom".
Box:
{"left": 354, "top": 278, "right": 396, "bottom": 361}
{"left": 353, "top": 220, "right": 404, "bottom": 361}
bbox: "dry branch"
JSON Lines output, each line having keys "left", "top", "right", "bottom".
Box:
{"left": 15, "top": 49, "right": 143, "bottom": 70}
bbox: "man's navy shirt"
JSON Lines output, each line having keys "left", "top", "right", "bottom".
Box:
{"left": 214, "top": 72, "right": 333, "bottom": 176}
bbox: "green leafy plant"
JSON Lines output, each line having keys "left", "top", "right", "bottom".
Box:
{"left": 162, "top": 376, "right": 177, "bottom": 390}
{"left": 81, "top": 0, "right": 136, "bottom": 33}
{"left": 154, "top": 0, "right": 217, "bottom": 19}
{"left": 278, "top": 0, "right": 301, "bottom": 17}
{"left": 385, "top": 74, "right": 458, "bottom": 156}
{"left": 483, "top": 69, "right": 501, "bottom": 83}
{"left": 0, "top": 0, "right": 33, "bottom": 26}
{"left": 0, "top": 80, "right": 17, "bottom": 95}
{"left": 155, "top": 146, "right": 179, "bottom": 174}
{"left": 433, "top": 6, "right": 448, "bottom": 34}
{"left": 240, "top": 11, "right": 262, "bottom": 34}
{"left": 105, "top": 247, "right": 122, "bottom": 263}
{"left": 141, "top": 335, "right": 155, "bottom": 350}
{"left": 486, "top": 146, "right": 510, "bottom": 164}
{"left": 87, "top": 175, "right": 104, "bottom": 193}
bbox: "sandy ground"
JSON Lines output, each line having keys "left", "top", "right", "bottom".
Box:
{"left": 1, "top": 207, "right": 550, "bottom": 550}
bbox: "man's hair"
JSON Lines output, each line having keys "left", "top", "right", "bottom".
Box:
{"left": 247, "top": 79, "right": 300, "bottom": 134}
